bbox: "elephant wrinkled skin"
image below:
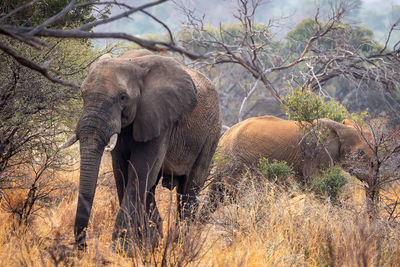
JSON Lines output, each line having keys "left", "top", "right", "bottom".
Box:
{"left": 64, "top": 50, "right": 221, "bottom": 248}
{"left": 206, "top": 115, "right": 373, "bottom": 213}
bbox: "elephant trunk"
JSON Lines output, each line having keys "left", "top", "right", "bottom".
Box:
{"left": 74, "top": 109, "right": 120, "bottom": 246}
{"left": 74, "top": 141, "right": 104, "bottom": 245}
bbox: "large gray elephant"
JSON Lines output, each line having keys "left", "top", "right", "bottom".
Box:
{"left": 62, "top": 50, "right": 221, "bottom": 248}
{"left": 204, "top": 115, "right": 373, "bottom": 214}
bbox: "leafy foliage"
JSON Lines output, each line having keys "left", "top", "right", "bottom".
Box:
{"left": 0, "top": 0, "right": 108, "bottom": 28}
{"left": 0, "top": 0, "right": 110, "bottom": 177}
{"left": 258, "top": 158, "right": 293, "bottom": 180}
{"left": 286, "top": 18, "right": 383, "bottom": 56}
{"left": 282, "top": 88, "right": 350, "bottom": 123}
{"left": 0, "top": 37, "right": 100, "bottom": 175}
{"left": 311, "top": 166, "right": 347, "bottom": 204}
{"left": 281, "top": 87, "right": 369, "bottom": 125}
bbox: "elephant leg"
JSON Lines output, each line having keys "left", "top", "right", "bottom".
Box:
{"left": 145, "top": 183, "right": 162, "bottom": 243}
{"left": 112, "top": 133, "right": 169, "bottom": 247}
{"left": 205, "top": 182, "right": 226, "bottom": 216}
{"left": 177, "top": 138, "right": 216, "bottom": 221}
{"left": 111, "top": 152, "right": 129, "bottom": 206}
{"left": 195, "top": 181, "right": 226, "bottom": 224}
{"left": 148, "top": 170, "right": 163, "bottom": 232}
{"left": 177, "top": 177, "right": 200, "bottom": 221}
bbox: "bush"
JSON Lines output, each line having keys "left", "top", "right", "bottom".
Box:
{"left": 311, "top": 166, "right": 347, "bottom": 204}
{"left": 258, "top": 158, "right": 293, "bottom": 180}
{"left": 282, "top": 87, "right": 349, "bottom": 123}
{"left": 281, "top": 88, "right": 369, "bottom": 151}
{"left": 0, "top": 37, "right": 104, "bottom": 173}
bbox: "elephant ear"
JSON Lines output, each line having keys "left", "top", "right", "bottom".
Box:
{"left": 318, "top": 119, "right": 357, "bottom": 155}
{"left": 131, "top": 55, "right": 198, "bottom": 142}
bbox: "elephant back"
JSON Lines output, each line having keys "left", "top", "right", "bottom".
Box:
{"left": 214, "top": 116, "right": 305, "bottom": 182}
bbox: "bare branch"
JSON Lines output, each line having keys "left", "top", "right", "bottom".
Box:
{"left": 27, "top": 0, "right": 77, "bottom": 36}
{"left": 0, "top": 0, "right": 203, "bottom": 86}
{"left": 380, "top": 17, "right": 400, "bottom": 53}
{"left": 140, "top": 9, "right": 175, "bottom": 43}
{"left": 77, "top": 0, "right": 167, "bottom": 31}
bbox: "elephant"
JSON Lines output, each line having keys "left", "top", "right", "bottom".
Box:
{"left": 204, "top": 115, "right": 373, "bottom": 214}
{"left": 61, "top": 50, "right": 221, "bottom": 248}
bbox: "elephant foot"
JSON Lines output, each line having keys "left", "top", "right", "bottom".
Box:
{"left": 178, "top": 199, "right": 200, "bottom": 223}
{"left": 75, "top": 241, "right": 88, "bottom": 251}
{"left": 112, "top": 229, "right": 135, "bottom": 256}
{"left": 112, "top": 225, "right": 161, "bottom": 256}
{"left": 74, "top": 230, "right": 88, "bottom": 251}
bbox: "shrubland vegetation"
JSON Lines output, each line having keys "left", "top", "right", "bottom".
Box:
{"left": 0, "top": 0, "right": 399, "bottom": 265}
{"left": 0, "top": 0, "right": 111, "bottom": 228}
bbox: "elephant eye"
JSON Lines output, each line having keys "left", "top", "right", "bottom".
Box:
{"left": 119, "top": 94, "right": 128, "bottom": 103}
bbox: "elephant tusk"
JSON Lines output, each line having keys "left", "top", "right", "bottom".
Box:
{"left": 60, "top": 134, "right": 78, "bottom": 149}
{"left": 105, "top": 133, "right": 118, "bottom": 152}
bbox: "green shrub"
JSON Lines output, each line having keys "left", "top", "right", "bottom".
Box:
{"left": 282, "top": 87, "right": 349, "bottom": 123}
{"left": 311, "top": 166, "right": 347, "bottom": 204}
{"left": 212, "top": 150, "right": 230, "bottom": 169}
{"left": 258, "top": 158, "right": 293, "bottom": 180}
{"left": 282, "top": 88, "right": 369, "bottom": 147}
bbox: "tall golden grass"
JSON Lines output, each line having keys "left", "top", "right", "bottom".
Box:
{"left": 1, "top": 156, "right": 399, "bottom": 266}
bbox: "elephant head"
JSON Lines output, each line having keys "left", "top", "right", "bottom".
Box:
{"left": 63, "top": 53, "right": 197, "bottom": 244}
{"left": 302, "top": 119, "right": 374, "bottom": 181}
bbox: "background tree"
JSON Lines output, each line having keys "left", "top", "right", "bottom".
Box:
{"left": 285, "top": 17, "right": 400, "bottom": 122}
{"left": 176, "top": 0, "right": 400, "bottom": 127}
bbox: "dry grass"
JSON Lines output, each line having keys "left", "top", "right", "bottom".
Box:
{"left": 1, "top": 156, "right": 400, "bottom": 266}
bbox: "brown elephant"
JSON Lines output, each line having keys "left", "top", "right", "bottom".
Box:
{"left": 62, "top": 50, "right": 221, "bottom": 248}
{"left": 205, "top": 115, "right": 373, "bottom": 213}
